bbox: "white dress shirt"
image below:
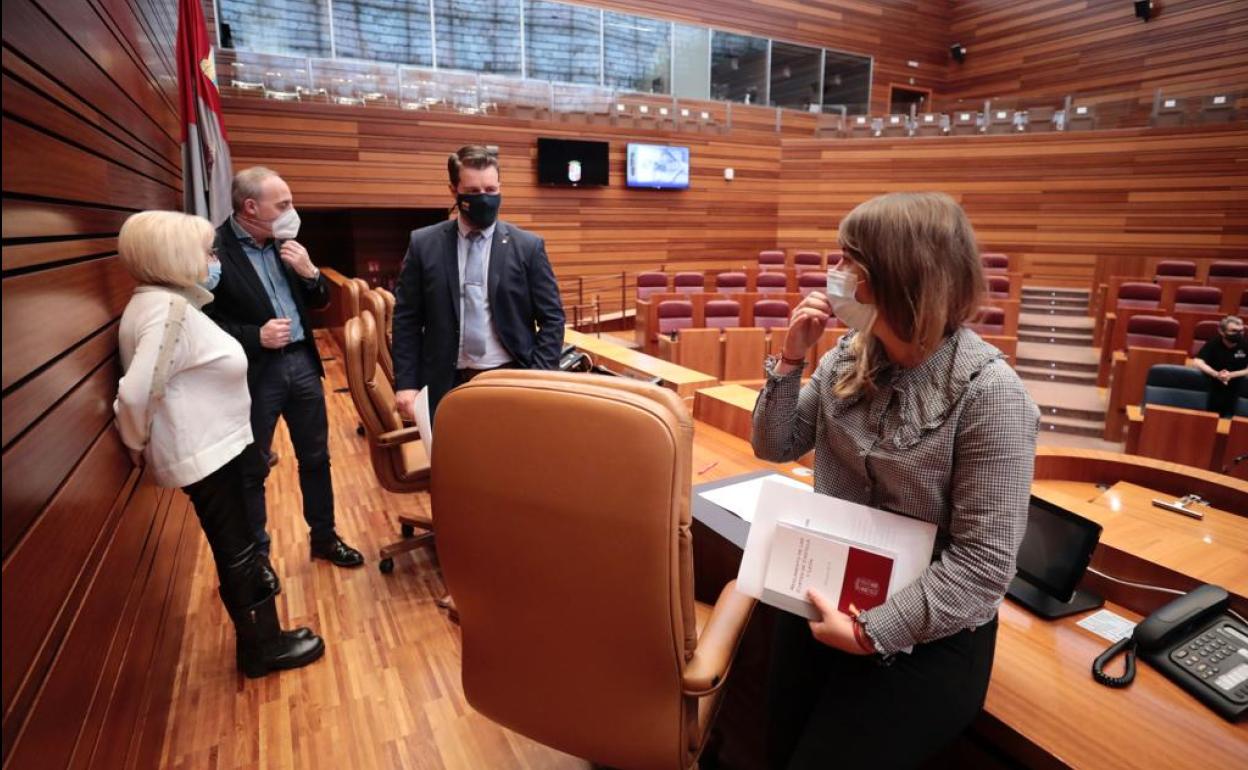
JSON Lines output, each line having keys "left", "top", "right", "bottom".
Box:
{"left": 456, "top": 219, "right": 513, "bottom": 369}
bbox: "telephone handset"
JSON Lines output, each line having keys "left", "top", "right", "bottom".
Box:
{"left": 1093, "top": 584, "right": 1247, "bottom": 721}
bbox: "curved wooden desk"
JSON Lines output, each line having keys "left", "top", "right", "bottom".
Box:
{"left": 687, "top": 422, "right": 1248, "bottom": 769}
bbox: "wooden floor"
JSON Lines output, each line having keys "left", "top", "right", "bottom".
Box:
{"left": 158, "top": 332, "right": 590, "bottom": 770}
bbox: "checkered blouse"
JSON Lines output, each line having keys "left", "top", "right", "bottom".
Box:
{"left": 752, "top": 328, "right": 1040, "bottom": 655}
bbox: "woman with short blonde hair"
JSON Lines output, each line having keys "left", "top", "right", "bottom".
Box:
{"left": 114, "top": 210, "right": 323, "bottom": 678}
{"left": 753, "top": 192, "right": 1039, "bottom": 768}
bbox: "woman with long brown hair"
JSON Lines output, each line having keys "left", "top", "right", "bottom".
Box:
{"left": 753, "top": 192, "right": 1039, "bottom": 768}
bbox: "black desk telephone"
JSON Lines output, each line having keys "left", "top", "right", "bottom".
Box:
{"left": 1093, "top": 584, "right": 1247, "bottom": 721}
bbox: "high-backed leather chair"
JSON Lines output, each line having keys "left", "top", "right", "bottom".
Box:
{"left": 376, "top": 286, "right": 396, "bottom": 345}
{"left": 359, "top": 289, "right": 394, "bottom": 386}
{"left": 433, "top": 370, "right": 754, "bottom": 770}
{"left": 343, "top": 310, "right": 434, "bottom": 574}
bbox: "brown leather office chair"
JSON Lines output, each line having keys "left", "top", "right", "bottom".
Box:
{"left": 343, "top": 310, "right": 434, "bottom": 574}
{"left": 359, "top": 289, "right": 395, "bottom": 386}
{"left": 433, "top": 370, "right": 755, "bottom": 770}
{"left": 376, "top": 286, "right": 396, "bottom": 347}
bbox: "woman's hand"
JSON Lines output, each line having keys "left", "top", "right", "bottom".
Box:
{"left": 782, "top": 292, "right": 832, "bottom": 360}
{"left": 807, "top": 588, "right": 874, "bottom": 655}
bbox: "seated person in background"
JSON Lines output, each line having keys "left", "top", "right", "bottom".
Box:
{"left": 752, "top": 192, "right": 1039, "bottom": 769}
{"left": 1193, "top": 316, "right": 1247, "bottom": 417}
{"left": 114, "top": 210, "right": 324, "bottom": 678}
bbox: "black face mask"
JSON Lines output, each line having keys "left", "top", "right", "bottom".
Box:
{"left": 1225, "top": 331, "right": 1243, "bottom": 344}
{"left": 456, "top": 193, "right": 501, "bottom": 229}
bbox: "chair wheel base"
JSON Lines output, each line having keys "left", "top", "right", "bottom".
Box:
{"left": 379, "top": 558, "right": 395, "bottom": 574}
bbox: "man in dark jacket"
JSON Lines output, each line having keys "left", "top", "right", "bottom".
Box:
{"left": 393, "top": 146, "right": 565, "bottom": 421}
{"left": 210, "top": 166, "right": 364, "bottom": 569}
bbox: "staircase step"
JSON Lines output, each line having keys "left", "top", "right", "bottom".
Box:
{"left": 1039, "top": 415, "right": 1106, "bottom": 439}
{"left": 1016, "top": 357, "right": 1099, "bottom": 374}
{"left": 1021, "top": 297, "right": 1088, "bottom": 309}
{"left": 1017, "top": 366, "right": 1099, "bottom": 385}
{"left": 1019, "top": 330, "right": 1099, "bottom": 346}
{"left": 1019, "top": 313, "right": 1094, "bottom": 331}
{"left": 1019, "top": 323, "right": 1094, "bottom": 337}
{"left": 1034, "top": 402, "right": 1106, "bottom": 422}
{"left": 1023, "top": 287, "right": 1091, "bottom": 300}
{"left": 1019, "top": 306, "right": 1090, "bottom": 317}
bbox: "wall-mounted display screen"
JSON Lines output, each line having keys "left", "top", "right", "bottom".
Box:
{"left": 536, "top": 138, "right": 609, "bottom": 186}
{"left": 626, "top": 144, "right": 689, "bottom": 189}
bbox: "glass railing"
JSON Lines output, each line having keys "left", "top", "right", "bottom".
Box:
{"left": 216, "top": 48, "right": 814, "bottom": 133}
{"left": 819, "top": 88, "right": 1244, "bottom": 139}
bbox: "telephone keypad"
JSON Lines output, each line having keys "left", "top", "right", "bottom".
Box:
{"left": 1171, "top": 626, "right": 1248, "bottom": 703}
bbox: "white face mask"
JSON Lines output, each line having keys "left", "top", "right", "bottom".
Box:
{"left": 270, "top": 207, "right": 301, "bottom": 240}
{"left": 826, "top": 268, "right": 877, "bottom": 332}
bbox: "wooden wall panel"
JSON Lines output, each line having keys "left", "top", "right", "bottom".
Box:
{"left": 944, "top": 0, "right": 1248, "bottom": 118}
{"left": 1, "top": 0, "right": 194, "bottom": 768}
{"left": 222, "top": 97, "right": 785, "bottom": 317}
{"left": 778, "top": 126, "right": 1248, "bottom": 287}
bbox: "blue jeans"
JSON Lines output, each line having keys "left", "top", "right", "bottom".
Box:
{"left": 242, "top": 342, "right": 336, "bottom": 553}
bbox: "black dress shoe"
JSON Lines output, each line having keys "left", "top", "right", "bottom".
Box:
{"left": 311, "top": 537, "right": 365, "bottom": 567}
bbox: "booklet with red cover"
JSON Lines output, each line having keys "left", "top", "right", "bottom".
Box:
{"left": 761, "top": 521, "right": 897, "bottom": 620}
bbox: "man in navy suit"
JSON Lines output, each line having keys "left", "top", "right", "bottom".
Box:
{"left": 393, "top": 146, "right": 566, "bottom": 421}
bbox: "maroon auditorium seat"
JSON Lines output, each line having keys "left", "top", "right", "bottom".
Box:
{"left": 986, "top": 275, "right": 1011, "bottom": 299}
{"left": 636, "top": 271, "right": 668, "bottom": 300}
{"left": 657, "top": 300, "right": 694, "bottom": 336}
{"left": 757, "top": 272, "right": 787, "bottom": 294}
{"left": 753, "top": 299, "right": 790, "bottom": 329}
{"left": 704, "top": 299, "right": 741, "bottom": 329}
{"left": 1153, "top": 260, "right": 1197, "bottom": 280}
{"left": 794, "top": 251, "right": 823, "bottom": 271}
{"left": 825, "top": 250, "right": 843, "bottom": 267}
{"left": 1173, "top": 285, "right": 1222, "bottom": 313}
{"left": 1125, "top": 315, "right": 1180, "bottom": 349}
{"left": 1190, "top": 320, "right": 1221, "bottom": 357}
{"left": 1116, "top": 282, "right": 1162, "bottom": 310}
{"left": 715, "top": 271, "right": 747, "bottom": 294}
{"left": 758, "top": 250, "right": 786, "bottom": 270}
{"left": 1208, "top": 260, "right": 1248, "bottom": 283}
{"left": 968, "top": 307, "right": 1006, "bottom": 336}
{"left": 981, "top": 254, "right": 1009, "bottom": 274}
{"left": 799, "top": 271, "right": 827, "bottom": 297}
{"left": 673, "top": 271, "right": 705, "bottom": 295}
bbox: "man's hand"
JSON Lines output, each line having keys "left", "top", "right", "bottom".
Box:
{"left": 260, "top": 318, "right": 292, "bottom": 349}
{"left": 279, "top": 241, "right": 317, "bottom": 279}
{"left": 1219, "top": 369, "right": 1232, "bottom": 385}
{"left": 396, "top": 389, "right": 418, "bottom": 423}
{"left": 807, "top": 588, "right": 873, "bottom": 655}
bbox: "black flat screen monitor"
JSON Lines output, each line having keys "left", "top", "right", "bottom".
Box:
{"left": 1014, "top": 496, "right": 1102, "bottom": 603}
{"left": 536, "top": 138, "right": 609, "bottom": 186}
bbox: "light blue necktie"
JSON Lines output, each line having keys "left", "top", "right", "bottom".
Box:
{"left": 462, "top": 231, "right": 488, "bottom": 358}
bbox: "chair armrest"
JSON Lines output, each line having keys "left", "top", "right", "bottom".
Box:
{"left": 376, "top": 426, "right": 423, "bottom": 448}
{"left": 682, "top": 581, "right": 755, "bottom": 696}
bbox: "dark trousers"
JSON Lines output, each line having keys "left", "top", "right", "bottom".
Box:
{"left": 242, "top": 342, "right": 336, "bottom": 553}
{"left": 767, "top": 612, "right": 998, "bottom": 770}
{"left": 182, "top": 451, "right": 256, "bottom": 570}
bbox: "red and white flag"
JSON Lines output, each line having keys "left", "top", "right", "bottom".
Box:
{"left": 177, "top": 0, "right": 232, "bottom": 225}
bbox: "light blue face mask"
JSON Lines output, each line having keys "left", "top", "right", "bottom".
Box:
{"left": 201, "top": 260, "right": 222, "bottom": 292}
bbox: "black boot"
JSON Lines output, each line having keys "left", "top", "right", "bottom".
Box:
{"left": 230, "top": 597, "right": 325, "bottom": 678}
{"left": 217, "top": 543, "right": 278, "bottom": 611}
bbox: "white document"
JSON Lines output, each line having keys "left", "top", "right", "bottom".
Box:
{"left": 1076, "top": 609, "right": 1137, "bottom": 643}
{"left": 413, "top": 387, "right": 433, "bottom": 460}
{"left": 738, "top": 478, "right": 937, "bottom": 620}
{"left": 697, "top": 473, "right": 811, "bottom": 523}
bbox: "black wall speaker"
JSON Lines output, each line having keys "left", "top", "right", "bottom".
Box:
{"left": 950, "top": 43, "right": 967, "bottom": 63}
{"left": 1134, "top": 0, "right": 1153, "bottom": 21}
